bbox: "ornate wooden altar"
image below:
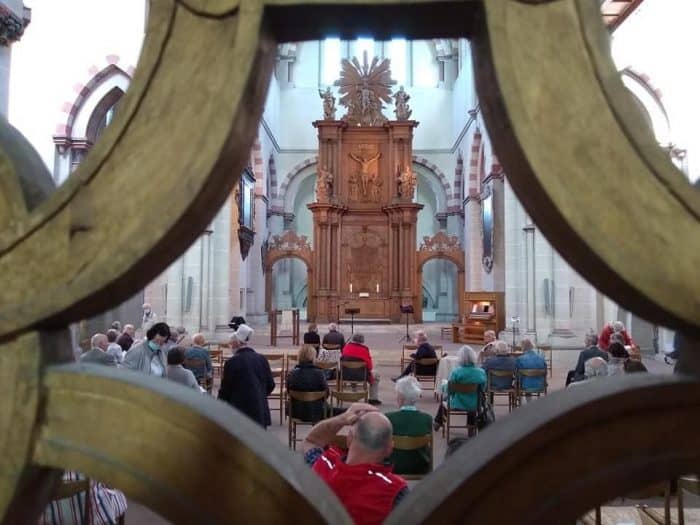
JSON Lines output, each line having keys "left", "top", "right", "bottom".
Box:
{"left": 308, "top": 55, "right": 422, "bottom": 323}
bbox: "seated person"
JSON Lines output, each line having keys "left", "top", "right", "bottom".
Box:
{"left": 607, "top": 342, "right": 630, "bottom": 376}
{"left": 322, "top": 322, "right": 345, "bottom": 349}
{"left": 477, "top": 330, "right": 497, "bottom": 364}
{"left": 303, "top": 323, "right": 321, "bottom": 353}
{"left": 567, "top": 333, "right": 608, "bottom": 385}
{"left": 166, "top": 346, "right": 200, "bottom": 390}
{"left": 287, "top": 344, "right": 328, "bottom": 423}
{"left": 386, "top": 376, "right": 433, "bottom": 475}
{"left": 483, "top": 340, "right": 516, "bottom": 390}
{"left": 341, "top": 333, "right": 381, "bottom": 405}
{"left": 515, "top": 338, "right": 547, "bottom": 394}
{"left": 184, "top": 333, "right": 213, "bottom": 384}
{"left": 303, "top": 403, "right": 408, "bottom": 524}
{"left": 569, "top": 356, "right": 608, "bottom": 387}
{"left": 39, "top": 471, "right": 127, "bottom": 525}
{"left": 434, "top": 346, "right": 486, "bottom": 432}
{"left": 393, "top": 330, "right": 437, "bottom": 381}
{"left": 599, "top": 321, "right": 635, "bottom": 351}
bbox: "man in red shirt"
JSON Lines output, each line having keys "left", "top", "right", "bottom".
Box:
{"left": 341, "top": 333, "right": 382, "bottom": 405}
{"left": 599, "top": 321, "right": 634, "bottom": 351}
{"left": 303, "top": 403, "right": 408, "bottom": 525}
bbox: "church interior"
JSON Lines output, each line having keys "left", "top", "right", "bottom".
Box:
{"left": 2, "top": 0, "right": 700, "bottom": 523}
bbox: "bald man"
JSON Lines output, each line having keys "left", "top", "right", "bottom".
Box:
{"left": 304, "top": 403, "right": 408, "bottom": 524}
{"left": 80, "top": 333, "right": 118, "bottom": 367}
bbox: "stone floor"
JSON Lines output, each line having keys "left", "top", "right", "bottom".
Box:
{"left": 123, "top": 323, "right": 685, "bottom": 523}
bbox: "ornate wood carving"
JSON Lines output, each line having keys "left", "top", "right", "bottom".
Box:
{"left": 335, "top": 53, "right": 395, "bottom": 127}
{"left": 419, "top": 231, "right": 461, "bottom": 252}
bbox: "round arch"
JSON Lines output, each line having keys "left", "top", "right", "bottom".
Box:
{"left": 416, "top": 232, "right": 465, "bottom": 322}
{"left": 264, "top": 231, "right": 314, "bottom": 319}
{"left": 277, "top": 156, "right": 318, "bottom": 207}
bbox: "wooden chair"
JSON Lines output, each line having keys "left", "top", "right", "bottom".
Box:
{"left": 314, "top": 360, "right": 338, "bottom": 391}
{"left": 336, "top": 359, "right": 369, "bottom": 402}
{"left": 445, "top": 382, "right": 479, "bottom": 441}
{"left": 413, "top": 357, "right": 440, "bottom": 400}
{"left": 51, "top": 477, "right": 92, "bottom": 524}
{"left": 392, "top": 433, "right": 433, "bottom": 480}
{"left": 265, "top": 353, "right": 286, "bottom": 425}
{"left": 539, "top": 344, "right": 553, "bottom": 377}
{"left": 287, "top": 389, "right": 327, "bottom": 450}
{"left": 486, "top": 369, "right": 516, "bottom": 412}
{"left": 49, "top": 474, "right": 126, "bottom": 525}
{"left": 400, "top": 344, "right": 418, "bottom": 372}
{"left": 184, "top": 357, "right": 212, "bottom": 393}
{"left": 331, "top": 389, "right": 368, "bottom": 408}
{"left": 516, "top": 368, "right": 547, "bottom": 406}
{"left": 208, "top": 344, "right": 225, "bottom": 379}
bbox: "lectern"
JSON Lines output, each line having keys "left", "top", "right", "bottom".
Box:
{"left": 345, "top": 308, "right": 360, "bottom": 334}
{"left": 400, "top": 304, "right": 414, "bottom": 342}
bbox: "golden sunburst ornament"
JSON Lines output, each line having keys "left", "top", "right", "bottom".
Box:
{"left": 335, "top": 51, "right": 396, "bottom": 126}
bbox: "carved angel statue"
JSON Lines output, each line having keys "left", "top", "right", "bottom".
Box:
{"left": 397, "top": 165, "right": 416, "bottom": 198}
{"left": 319, "top": 87, "right": 336, "bottom": 120}
{"left": 393, "top": 86, "right": 412, "bottom": 120}
{"left": 395, "top": 166, "right": 416, "bottom": 198}
{"left": 316, "top": 166, "right": 334, "bottom": 200}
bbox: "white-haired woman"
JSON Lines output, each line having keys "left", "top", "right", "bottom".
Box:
{"left": 386, "top": 376, "right": 433, "bottom": 475}
{"left": 434, "top": 345, "right": 486, "bottom": 432}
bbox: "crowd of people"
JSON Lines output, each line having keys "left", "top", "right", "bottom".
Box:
{"left": 62, "top": 313, "right": 667, "bottom": 525}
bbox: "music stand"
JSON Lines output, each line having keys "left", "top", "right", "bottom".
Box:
{"left": 345, "top": 308, "right": 360, "bottom": 334}
{"left": 399, "top": 304, "right": 414, "bottom": 343}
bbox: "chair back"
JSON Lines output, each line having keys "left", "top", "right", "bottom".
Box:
{"left": 184, "top": 357, "right": 206, "bottom": 370}
{"left": 51, "top": 477, "right": 92, "bottom": 523}
{"left": 415, "top": 357, "right": 439, "bottom": 368}
{"left": 288, "top": 390, "right": 326, "bottom": 403}
{"left": 392, "top": 434, "right": 432, "bottom": 451}
{"left": 265, "top": 353, "right": 286, "bottom": 376}
{"left": 448, "top": 382, "right": 478, "bottom": 395}
{"left": 339, "top": 359, "right": 368, "bottom": 385}
{"left": 487, "top": 369, "right": 515, "bottom": 390}
{"left": 314, "top": 360, "right": 337, "bottom": 370}
{"left": 322, "top": 343, "right": 341, "bottom": 351}
{"left": 517, "top": 368, "right": 547, "bottom": 394}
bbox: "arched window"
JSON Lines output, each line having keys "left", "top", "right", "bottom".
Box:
{"left": 86, "top": 87, "right": 125, "bottom": 144}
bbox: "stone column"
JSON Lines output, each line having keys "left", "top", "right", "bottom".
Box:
{"left": 0, "top": 2, "right": 30, "bottom": 117}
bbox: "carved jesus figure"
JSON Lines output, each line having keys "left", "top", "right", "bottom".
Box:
{"left": 349, "top": 150, "right": 381, "bottom": 198}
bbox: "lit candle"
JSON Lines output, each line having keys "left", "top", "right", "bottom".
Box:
{"left": 376, "top": 283, "right": 379, "bottom": 293}
{"left": 350, "top": 283, "right": 353, "bottom": 293}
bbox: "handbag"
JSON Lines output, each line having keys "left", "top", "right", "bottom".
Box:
{"left": 476, "top": 390, "right": 495, "bottom": 430}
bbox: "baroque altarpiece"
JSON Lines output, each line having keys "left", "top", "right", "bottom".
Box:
{"left": 309, "top": 55, "right": 422, "bottom": 322}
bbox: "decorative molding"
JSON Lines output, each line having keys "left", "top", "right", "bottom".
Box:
{"left": 268, "top": 230, "right": 312, "bottom": 251}
{"left": 419, "top": 231, "right": 461, "bottom": 251}
{"left": 0, "top": 5, "right": 30, "bottom": 46}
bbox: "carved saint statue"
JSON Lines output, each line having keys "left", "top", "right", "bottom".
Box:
{"left": 397, "top": 165, "right": 416, "bottom": 199}
{"left": 319, "top": 87, "right": 336, "bottom": 120}
{"left": 349, "top": 150, "right": 381, "bottom": 199}
{"left": 316, "top": 166, "right": 334, "bottom": 200}
{"left": 393, "top": 86, "right": 412, "bottom": 120}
